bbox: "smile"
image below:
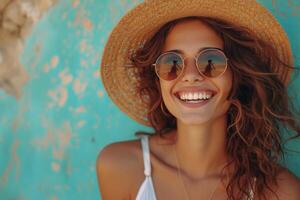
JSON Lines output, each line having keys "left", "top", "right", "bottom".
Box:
{"left": 173, "top": 90, "right": 216, "bottom": 107}
{"left": 177, "top": 91, "right": 213, "bottom": 101}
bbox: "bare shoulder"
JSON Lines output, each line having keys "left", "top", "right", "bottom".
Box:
{"left": 96, "top": 138, "right": 143, "bottom": 200}
{"left": 267, "top": 167, "right": 300, "bottom": 200}
{"left": 96, "top": 139, "right": 141, "bottom": 168}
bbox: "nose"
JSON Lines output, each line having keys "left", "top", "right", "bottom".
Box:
{"left": 180, "top": 57, "right": 205, "bottom": 82}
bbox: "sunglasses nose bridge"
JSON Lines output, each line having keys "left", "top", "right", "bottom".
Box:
{"left": 180, "top": 56, "right": 205, "bottom": 80}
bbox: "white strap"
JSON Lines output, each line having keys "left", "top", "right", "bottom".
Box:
{"left": 140, "top": 135, "right": 151, "bottom": 176}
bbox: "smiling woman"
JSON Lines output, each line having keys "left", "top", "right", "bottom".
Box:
{"left": 158, "top": 20, "right": 232, "bottom": 126}
{"left": 96, "top": 1, "right": 300, "bottom": 200}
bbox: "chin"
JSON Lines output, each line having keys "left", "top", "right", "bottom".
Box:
{"left": 177, "top": 116, "right": 213, "bottom": 126}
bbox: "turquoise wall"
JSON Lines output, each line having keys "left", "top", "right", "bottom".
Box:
{"left": 0, "top": 0, "right": 299, "bottom": 200}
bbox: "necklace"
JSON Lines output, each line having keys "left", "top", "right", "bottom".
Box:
{"left": 173, "top": 144, "right": 222, "bottom": 200}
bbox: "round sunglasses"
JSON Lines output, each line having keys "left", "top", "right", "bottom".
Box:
{"left": 152, "top": 48, "right": 229, "bottom": 81}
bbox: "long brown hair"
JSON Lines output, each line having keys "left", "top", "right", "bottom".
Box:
{"left": 129, "top": 16, "right": 300, "bottom": 200}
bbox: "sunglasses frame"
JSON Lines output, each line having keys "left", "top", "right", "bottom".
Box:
{"left": 152, "top": 48, "right": 229, "bottom": 81}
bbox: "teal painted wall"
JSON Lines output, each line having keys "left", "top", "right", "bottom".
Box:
{"left": 0, "top": 0, "right": 299, "bottom": 200}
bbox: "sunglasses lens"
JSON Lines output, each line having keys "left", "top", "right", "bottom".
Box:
{"left": 197, "top": 49, "right": 227, "bottom": 77}
{"left": 155, "top": 53, "right": 183, "bottom": 81}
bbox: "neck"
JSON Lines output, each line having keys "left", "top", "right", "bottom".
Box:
{"left": 174, "top": 115, "right": 230, "bottom": 179}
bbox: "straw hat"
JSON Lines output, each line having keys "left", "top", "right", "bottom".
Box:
{"left": 100, "top": 0, "right": 294, "bottom": 126}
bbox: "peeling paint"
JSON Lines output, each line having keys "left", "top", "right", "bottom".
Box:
{"left": 271, "top": 0, "right": 300, "bottom": 18}
{"left": 12, "top": 100, "right": 28, "bottom": 131}
{"left": 97, "top": 90, "right": 104, "bottom": 98}
{"left": 75, "top": 106, "right": 86, "bottom": 113}
{"left": 82, "top": 18, "right": 93, "bottom": 31}
{"left": 50, "top": 56, "right": 59, "bottom": 69}
{"left": 32, "top": 121, "right": 72, "bottom": 161}
{"left": 93, "top": 70, "right": 99, "bottom": 78}
{"left": 72, "top": 0, "right": 80, "bottom": 8}
{"left": 69, "top": 106, "right": 86, "bottom": 114}
{"left": 0, "top": 0, "right": 57, "bottom": 98}
{"left": 51, "top": 196, "right": 58, "bottom": 200}
{"left": 44, "top": 63, "right": 50, "bottom": 73}
{"left": 59, "top": 69, "right": 73, "bottom": 85}
{"left": 48, "top": 86, "right": 68, "bottom": 107}
{"left": 76, "top": 120, "right": 86, "bottom": 128}
{"left": 79, "top": 40, "right": 87, "bottom": 52}
{"left": 51, "top": 162, "right": 61, "bottom": 172}
{"left": 73, "top": 78, "right": 87, "bottom": 95}
{"left": 0, "top": 140, "right": 20, "bottom": 188}
{"left": 32, "top": 131, "right": 53, "bottom": 149}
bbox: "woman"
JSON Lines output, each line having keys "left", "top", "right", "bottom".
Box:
{"left": 96, "top": 1, "right": 300, "bottom": 200}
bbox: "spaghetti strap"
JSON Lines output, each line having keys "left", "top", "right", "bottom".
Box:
{"left": 136, "top": 135, "right": 157, "bottom": 200}
{"left": 140, "top": 135, "right": 152, "bottom": 176}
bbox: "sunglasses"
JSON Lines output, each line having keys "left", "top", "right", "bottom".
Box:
{"left": 152, "top": 48, "right": 229, "bottom": 81}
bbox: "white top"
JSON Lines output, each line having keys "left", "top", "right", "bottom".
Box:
{"left": 135, "top": 134, "right": 255, "bottom": 200}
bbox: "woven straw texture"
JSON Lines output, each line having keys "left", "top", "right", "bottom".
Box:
{"left": 100, "top": 0, "right": 293, "bottom": 126}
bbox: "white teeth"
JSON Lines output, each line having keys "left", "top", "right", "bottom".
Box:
{"left": 193, "top": 93, "right": 198, "bottom": 99}
{"left": 199, "top": 93, "right": 203, "bottom": 99}
{"left": 178, "top": 92, "right": 213, "bottom": 101}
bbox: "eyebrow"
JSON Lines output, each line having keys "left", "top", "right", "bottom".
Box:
{"left": 162, "top": 47, "right": 224, "bottom": 54}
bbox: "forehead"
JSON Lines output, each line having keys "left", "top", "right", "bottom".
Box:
{"left": 162, "top": 19, "right": 223, "bottom": 53}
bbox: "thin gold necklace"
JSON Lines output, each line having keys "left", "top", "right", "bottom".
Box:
{"left": 173, "top": 144, "right": 222, "bottom": 200}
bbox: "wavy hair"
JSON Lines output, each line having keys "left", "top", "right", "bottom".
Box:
{"left": 129, "top": 16, "right": 300, "bottom": 200}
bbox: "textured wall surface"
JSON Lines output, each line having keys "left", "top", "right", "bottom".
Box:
{"left": 0, "top": 0, "right": 299, "bottom": 200}
{"left": 0, "top": 0, "right": 57, "bottom": 98}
